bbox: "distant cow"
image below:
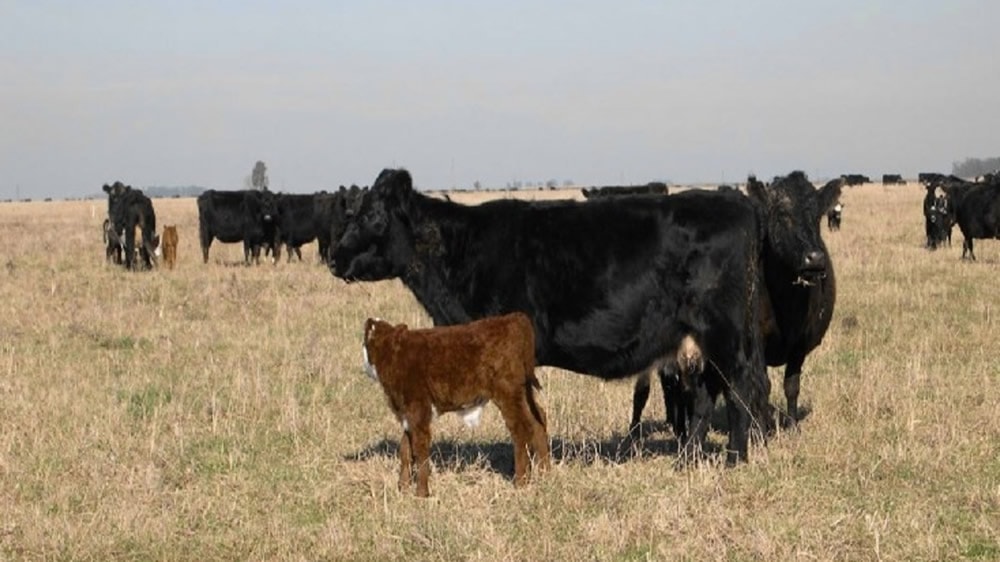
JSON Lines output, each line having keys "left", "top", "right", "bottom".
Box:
{"left": 580, "top": 182, "right": 669, "bottom": 199}
{"left": 841, "top": 174, "right": 870, "bottom": 187}
{"left": 362, "top": 313, "right": 550, "bottom": 497}
{"left": 103, "top": 181, "right": 159, "bottom": 270}
{"left": 333, "top": 168, "right": 772, "bottom": 464}
{"left": 161, "top": 225, "right": 179, "bottom": 269}
{"left": 941, "top": 178, "right": 1000, "bottom": 260}
{"left": 197, "top": 190, "right": 279, "bottom": 265}
{"left": 827, "top": 202, "right": 843, "bottom": 231}
{"left": 315, "top": 185, "right": 365, "bottom": 264}
{"left": 273, "top": 193, "right": 321, "bottom": 262}
{"left": 882, "top": 174, "right": 905, "bottom": 185}
{"left": 632, "top": 172, "right": 842, "bottom": 439}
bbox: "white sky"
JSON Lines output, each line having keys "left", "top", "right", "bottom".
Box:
{"left": 2, "top": 1, "right": 998, "bottom": 198}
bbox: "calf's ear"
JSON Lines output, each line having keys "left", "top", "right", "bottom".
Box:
{"left": 817, "top": 178, "right": 844, "bottom": 218}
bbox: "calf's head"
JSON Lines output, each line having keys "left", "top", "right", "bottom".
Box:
{"left": 362, "top": 317, "right": 404, "bottom": 381}
{"left": 747, "top": 171, "right": 842, "bottom": 286}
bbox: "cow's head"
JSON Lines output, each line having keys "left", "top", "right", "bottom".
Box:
{"left": 256, "top": 190, "right": 278, "bottom": 224}
{"left": 747, "top": 171, "right": 842, "bottom": 286}
{"left": 332, "top": 169, "right": 415, "bottom": 282}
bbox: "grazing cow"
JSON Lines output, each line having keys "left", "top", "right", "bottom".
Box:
{"left": 841, "top": 174, "right": 870, "bottom": 187}
{"left": 827, "top": 202, "right": 843, "bottom": 231}
{"left": 632, "top": 172, "right": 842, "bottom": 439}
{"left": 197, "top": 190, "right": 279, "bottom": 265}
{"left": 333, "top": 168, "right": 771, "bottom": 464}
{"left": 161, "top": 225, "right": 179, "bottom": 269}
{"left": 881, "top": 174, "right": 905, "bottom": 185}
{"left": 941, "top": 178, "right": 1000, "bottom": 260}
{"left": 580, "top": 182, "right": 669, "bottom": 199}
{"left": 103, "top": 181, "right": 159, "bottom": 270}
{"left": 362, "top": 313, "right": 550, "bottom": 497}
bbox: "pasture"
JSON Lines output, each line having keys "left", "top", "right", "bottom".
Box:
{"left": 1, "top": 183, "right": 998, "bottom": 560}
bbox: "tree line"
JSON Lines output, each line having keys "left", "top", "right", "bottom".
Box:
{"left": 952, "top": 157, "right": 1000, "bottom": 178}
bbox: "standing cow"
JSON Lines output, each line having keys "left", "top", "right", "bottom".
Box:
{"left": 632, "top": 172, "right": 842, "bottom": 439}
{"left": 332, "top": 168, "right": 771, "bottom": 464}
{"left": 197, "top": 190, "right": 279, "bottom": 265}
{"left": 103, "top": 181, "right": 159, "bottom": 270}
{"left": 942, "top": 178, "right": 1000, "bottom": 260}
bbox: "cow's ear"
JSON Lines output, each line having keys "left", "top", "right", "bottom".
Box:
{"left": 103, "top": 184, "right": 112, "bottom": 194}
{"left": 817, "top": 178, "right": 844, "bottom": 217}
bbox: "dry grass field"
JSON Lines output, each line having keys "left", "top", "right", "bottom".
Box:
{"left": 1, "top": 183, "right": 998, "bottom": 561}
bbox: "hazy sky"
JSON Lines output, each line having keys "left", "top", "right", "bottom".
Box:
{"left": 2, "top": 1, "right": 998, "bottom": 198}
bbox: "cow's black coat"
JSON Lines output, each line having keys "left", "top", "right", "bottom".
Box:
{"left": 332, "top": 168, "right": 771, "bottom": 463}
{"left": 632, "top": 172, "right": 842, "bottom": 439}
{"left": 197, "top": 190, "right": 278, "bottom": 265}
{"left": 942, "top": 179, "right": 1000, "bottom": 260}
{"left": 103, "top": 181, "right": 158, "bottom": 270}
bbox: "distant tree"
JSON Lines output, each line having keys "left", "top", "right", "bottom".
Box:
{"left": 251, "top": 160, "right": 269, "bottom": 191}
{"left": 563, "top": 179, "right": 574, "bottom": 187}
{"left": 952, "top": 157, "right": 1000, "bottom": 178}
{"left": 473, "top": 180, "right": 481, "bottom": 191}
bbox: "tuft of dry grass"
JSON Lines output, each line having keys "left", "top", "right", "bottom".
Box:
{"left": 1, "top": 183, "right": 998, "bottom": 561}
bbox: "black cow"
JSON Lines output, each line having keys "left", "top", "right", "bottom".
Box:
{"left": 826, "top": 202, "right": 843, "bottom": 231}
{"left": 315, "top": 185, "right": 365, "bottom": 264}
{"left": 882, "top": 174, "right": 905, "bottom": 185}
{"left": 941, "top": 178, "right": 1000, "bottom": 260}
{"left": 580, "top": 182, "right": 670, "bottom": 199}
{"left": 919, "top": 172, "right": 948, "bottom": 186}
{"left": 273, "top": 193, "right": 321, "bottom": 262}
{"left": 841, "top": 174, "right": 870, "bottom": 187}
{"left": 332, "top": 168, "right": 772, "bottom": 464}
{"left": 103, "top": 181, "right": 159, "bottom": 270}
{"left": 632, "top": 172, "right": 842, "bottom": 439}
{"left": 197, "top": 190, "right": 279, "bottom": 265}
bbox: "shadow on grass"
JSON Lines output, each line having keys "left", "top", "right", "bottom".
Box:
{"left": 345, "top": 398, "right": 798, "bottom": 483}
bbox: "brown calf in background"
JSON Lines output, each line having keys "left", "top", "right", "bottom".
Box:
{"left": 362, "top": 313, "right": 550, "bottom": 497}
{"left": 161, "top": 225, "right": 179, "bottom": 269}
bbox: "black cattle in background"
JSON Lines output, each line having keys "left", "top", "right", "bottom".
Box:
{"left": 273, "top": 193, "right": 320, "bottom": 262}
{"left": 925, "top": 193, "right": 954, "bottom": 250}
{"left": 332, "top": 168, "right": 772, "bottom": 464}
{"left": 315, "top": 185, "right": 364, "bottom": 264}
{"left": 103, "top": 181, "right": 159, "bottom": 270}
{"left": 882, "top": 174, "right": 905, "bottom": 185}
{"left": 580, "top": 182, "right": 669, "bottom": 199}
{"left": 826, "top": 202, "right": 843, "bottom": 231}
{"left": 632, "top": 172, "right": 842, "bottom": 440}
{"left": 941, "top": 177, "right": 1000, "bottom": 260}
{"left": 197, "top": 190, "right": 279, "bottom": 265}
{"left": 841, "top": 174, "right": 870, "bottom": 187}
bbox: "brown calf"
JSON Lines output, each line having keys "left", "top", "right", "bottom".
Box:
{"left": 161, "top": 225, "right": 179, "bottom": 269}
{"left": 362, "top": 313, "right": 550, "bottom": 497}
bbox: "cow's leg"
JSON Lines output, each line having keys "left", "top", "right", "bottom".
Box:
{"left": 629, "top": 371, "right": 651, "bottom": 438}
{"left": 659, "top": 364, "right": 690, "bottom": 444}
{"left": 496, "top": 394, "right": 537, "bottom": 486}
{"left": 123, "top": 227, "right": 136, "bottom": 270}
{"left": 524, "top": 379, "right": 551, "bottom": 474}
{"left": 398, "top": 429, "right": 413, "bottom": 493}
{"left": 782, "top": 354, "right": 806, "bottom": 429}
{"left": 411, "top": 420, "right": 433, "bottom": 498}
{"left": 200, "top": 228, "right": 211, "bottom": 264}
